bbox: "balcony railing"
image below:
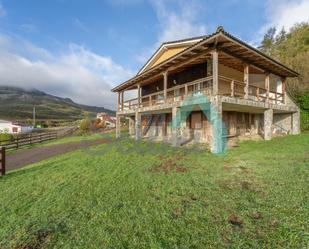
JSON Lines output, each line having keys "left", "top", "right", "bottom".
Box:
{"left": 219, "top": 75, "right": 285, "bottom": 104}
{"left": 120, "top": 75, "right": 285, "bottom": 111}
{"left": 121, "top": 76, "right": 213, "bottom": 111}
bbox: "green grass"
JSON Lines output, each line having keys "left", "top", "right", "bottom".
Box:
{"left": 0, "top": 134, "right": 308, "bottom": 248}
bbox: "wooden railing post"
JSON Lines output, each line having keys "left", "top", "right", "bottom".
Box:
{"left": 185, "top": 84, "right": 188, "bottom": 96}
{"left": 244, "top": 64, "right": 249, "bottom": 99}
{"left": 265, "top": 73, "right": 270, "bottom": 102}
{"left": 1, "top": 147, "right": 6, "bottom": 176}
{"left": 256, "top": 88, "right": 260, "bottom": 101}
{"left": 163, "top": 72, "right": 168, "bottom": 103}
{"left": 16, "top": 136, "right": 19, "bottom": 149}
{"left": 137, "top": 84, "right": 141, "bottom": 108}
{"left": 231, "top": 80, "right": 235, "bottom": 97}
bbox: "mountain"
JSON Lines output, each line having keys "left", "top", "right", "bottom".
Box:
{"left": 0, "top": 86, "right": 115, "bottom": 121}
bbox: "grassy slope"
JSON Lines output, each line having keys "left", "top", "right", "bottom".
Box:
{"left": 0, "top": 134, "right": 308, "bottom": 248}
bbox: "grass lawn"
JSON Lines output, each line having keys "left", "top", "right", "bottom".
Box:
{"left": 0, "top": 133, "right": 308, "bottom": 248}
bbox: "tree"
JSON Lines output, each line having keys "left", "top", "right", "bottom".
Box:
{"left": 258, "top": 27, "right": 276, "bottom": 54}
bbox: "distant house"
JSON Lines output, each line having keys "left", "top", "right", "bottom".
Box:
{"left": 0, "top": 120, "right": 33, "bottom": 134}
{"left": 96, "top": 113, "right": 116, "bottom": 128}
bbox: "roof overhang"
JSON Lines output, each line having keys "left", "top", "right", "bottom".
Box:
{"left": 112, "top": 29, "right": 299, "bottom": 92}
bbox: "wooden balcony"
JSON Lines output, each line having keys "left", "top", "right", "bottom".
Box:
{"left": 119, "top": 75, "right": 285, "bottom": 112}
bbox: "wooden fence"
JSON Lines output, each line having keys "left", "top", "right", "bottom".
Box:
{"left": 0, "top": 147, "right": 5, "bottom": 176}
{"left": 0, "top": 132, "right": 58, "bottom": 150}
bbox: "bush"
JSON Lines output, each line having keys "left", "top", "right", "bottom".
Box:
{"left": 296, "top": 92, "right": 309, "bottom": 131}
{"left": 0, "top": 133, "right": 13, "bottom": 144}
{"left": 79, "top": 119, "right": 91, "bottom": 134}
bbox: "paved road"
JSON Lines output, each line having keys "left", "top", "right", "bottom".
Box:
{"left": 6, "top": 139, "right": 107, "bottom": 172}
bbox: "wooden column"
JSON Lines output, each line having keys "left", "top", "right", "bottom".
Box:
{"left": 211, "top": 50, "right": 219, "bottom": 95}
{"left": 163, "top": 72, "right": 168, "bottom": 102}
{"left": 121, "top": 91, "right": 124, "bottom": 111}
{"left": 137, "top": 84, "right": 141, "bottom": 108}
{"left": 265, "top": 73, "right": 270, "bottom": 102}
{"left": 282, "top": 77, "right": 286, "bottom": 104}
{"left": 117, "top": 92, "right": 121, "bottom": 111}
{"left": 244, "top": 64, "right": 249, "bottom": 99}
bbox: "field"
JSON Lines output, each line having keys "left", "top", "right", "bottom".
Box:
{"left": 0, "top": 133, "right": 308, "bottom": 248}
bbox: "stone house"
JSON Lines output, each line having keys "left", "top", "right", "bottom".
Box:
{"left": 111, "top": 27, "right": 300, "bottom": 153}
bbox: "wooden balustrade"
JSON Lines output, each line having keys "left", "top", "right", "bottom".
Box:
{"left": 119, "top": 74, "right": 284, "bottom": 111}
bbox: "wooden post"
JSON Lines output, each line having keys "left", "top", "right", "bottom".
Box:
{"left": 163, "top": 72, "right": 168, "bottom": 102}
{"left": 265, "top": 73, "right": 270, "bottom": 102}
{"left": 282, "top": 77, "right": 286, "bottom": 104}
{"left": 149, "top": 96, "right": 152, "bottom": 106}
{"left": 244, "top": 64, "right": 249, "bottom": 99}
{"left": 185, "top": 84, "right": 188, "bottom": 96}
{"left": 137, "top": 84, "right": 141, "bottom": 108}
{"left": 256, "top": 87, "right": 260, "bottom": 101}
{"left": 211, "top": 50, "right": 219, "bottom": 95}
{"left": 16, "top": 136, "right": 19, "bottom": 149}
{"left": 121, "top": 91, "right": 124, "bottom": 111}
{"left": 231, "top": 80, "right": 235, "bottom": 97}
{"left": 117, "top": 92, "right": 121, "bottom": 111}
{"left": 1, "top": 147, "right": 5, "bottom": 176}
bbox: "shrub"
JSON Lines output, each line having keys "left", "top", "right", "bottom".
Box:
{"left": 79, "top": 119, "right": 91, "bottom": 133}
{"left": 0, "top": 133, "right": 13, "bottom": 144}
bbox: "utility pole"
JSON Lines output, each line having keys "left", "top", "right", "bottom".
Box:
{"left": 33, "top": 106, "right": 36, "bottom": 128}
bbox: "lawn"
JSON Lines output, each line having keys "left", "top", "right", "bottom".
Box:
{"left": 0, "top": 133, "right": 308, "bottom": 248}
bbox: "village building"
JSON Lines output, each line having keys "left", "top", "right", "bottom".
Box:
{"left": 0, "top": 119, "right": 33, "bottom": 134}
{"left": 111, "top": 27, "right": 300, "bottom": 153}
{"left": 96, "top": 112, "right": 116, "bottom": 128}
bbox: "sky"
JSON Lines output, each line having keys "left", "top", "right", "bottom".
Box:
{"left": 0, "top": 0, "right": 308, "bottom": 110}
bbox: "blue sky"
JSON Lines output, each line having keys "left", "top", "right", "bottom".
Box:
{"left": 0, "top": 0, "right": 308, "bottom": 109}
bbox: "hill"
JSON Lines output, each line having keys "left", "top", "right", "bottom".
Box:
{"left": 0, "top": 86, "right": 115, "bottom": 121}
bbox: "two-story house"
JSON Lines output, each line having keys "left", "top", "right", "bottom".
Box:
{"left": 112, "top": 27, "right": 300, "bottom": 153}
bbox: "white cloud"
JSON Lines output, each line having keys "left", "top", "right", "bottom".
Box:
{"left": 137, "top": 0, "right": 207, "bottom": 65}
{"left": 253, "top": 0, "right": 309, "bottom": 45}
{"left": 265, "top": 0, "right": 309, "bottom": 31}
{"left": 0, "top": 1, "right": 5, "bottom": 17}
{"left": 0, "top": 34, "right": 134, "bottom": 110}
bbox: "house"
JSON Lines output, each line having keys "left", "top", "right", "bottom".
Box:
{"left": 0, "top": 120, "right": 33, "bottom": 134}
{"left": 111, "top": 27, "right": 300, "bottom": 153}
{"left": 96, "top": 113, "right": 116, "bottom": 128}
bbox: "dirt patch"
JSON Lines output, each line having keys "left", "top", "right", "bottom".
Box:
{"left": 228, "top": 214, "right": 243, "bottom": 227}
{"left": 149, "top": 155, "right": 188, "bottom": 174}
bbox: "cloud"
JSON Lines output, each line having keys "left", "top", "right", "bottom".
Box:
{"left": 253, "top": 0, "right": 309, "bottom": 45}
{"left": 137, "top": 0, "right": 207, "bottom": 65}
{"left": 0, "top": 1, "right": 6, "bottom": 17}
{"left": 265, "top": 0, "right": 309, "bottom": 31}
{"left": 151, "top": 0, "right": 207, "bottom": 45}
{"left": 0, "top": 34, "right": 134, "bottom": 110}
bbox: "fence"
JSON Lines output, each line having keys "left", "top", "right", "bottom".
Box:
{"left": 0, "top": 132, "right": 58, "bottom": 150}
{"left": 0, "top": 147, "right": 5, "bottom": 176}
